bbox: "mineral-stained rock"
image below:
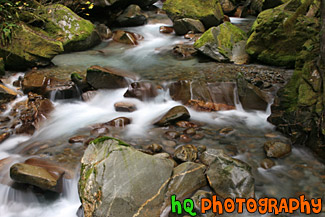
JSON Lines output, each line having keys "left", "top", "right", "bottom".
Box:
{"left": 174, "top": 144, "right": 198, "bottom": 162}
{"left": 205, "top": 149, "right": 255, "bottom": 198}
{"left": 79, "top": 137, "right": 174, "bottom": 217}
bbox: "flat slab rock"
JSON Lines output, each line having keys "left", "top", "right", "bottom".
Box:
{"left": 79, "top": 138, "right": 174, "bottom": 217}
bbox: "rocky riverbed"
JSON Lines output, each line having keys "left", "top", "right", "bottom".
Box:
{"left": 0, "top": 0, "right": 324, "bottom": 217}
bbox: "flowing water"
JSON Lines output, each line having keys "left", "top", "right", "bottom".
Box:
{"left": 0, "top": 10, "right": 324, "bottom": 217}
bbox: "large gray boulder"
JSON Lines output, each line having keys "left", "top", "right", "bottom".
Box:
{"left": 79, "top": 137, "right": 174, "bottom": 217}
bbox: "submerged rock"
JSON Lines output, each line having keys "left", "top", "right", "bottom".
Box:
{"left": 86, "top": 65, "right": 136, "bottom": 89}
{"left": 116, "top": 4, "right": 148, "bottom": 27}
{"left": 172, "top": 44, "right": 198, "bottom": 60}
{"left": 10, "top": 163, "right": 64, "bottom": 193}
{"left": 162, "top": 0, "right": 224, "bottom": 29}
{"left": 154, "top": 106, "right": 190, "bottom": 126}
{"left": 106, "top": 117, "right": 131, "bottom": 127}
{"left": 194, "top": 22, "right": 247, "bottom": 62}
{"left": 174, "top": 144, "right": 198, "bottom": 162}
{"left": 79, "top": 137, "right": 174, "bottom": 217}
{"left": 264, "top": 141, "right": 291, "bottom": 158}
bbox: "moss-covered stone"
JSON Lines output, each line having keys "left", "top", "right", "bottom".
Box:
{"left": 43, "top": 4, "right": 100, "bottom": 52}
{"left": 162, "top": 0, "right": 224, "bottom": 28}
{"left": 268, "top": 36, "right": 325, "bottom": 160}
{"left": 194, "top": 22, "right": 246, "bottom": 62}
{"left": 0, "top": 24, "right": 64, "bottom": 70}
{"left": 246, "top": 2, "right": 319, "bottom": 67}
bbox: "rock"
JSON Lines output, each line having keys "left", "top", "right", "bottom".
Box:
{"left": 124, "top": 81, "right": 158, "bottom": 101}
{"left": 191, "top": 190, "right": 214, "bottom": 217}
{"left": 174, "top": 144, "right": 198, "bottom": 162}
{"left": 0, "top": 132, "right": 10, "bottom": 144}
{"left": 172, "top": 44, "right": 197, "bottom": 60}
{"left": 106, "top": 117, "right": 131, "bottom": 127}
{"left": 176, "top": 121, "right": 198, "bottom": 128}
{"left": 205, "top": 150, "right": 255, "bottom": 198}
{"left": 173, "top": 18, "right": 205, "bottom": 35}
{"left": 260, "top": 158, "right": 275, "bottom": 169}
{"left": 193, "top": 133, "right": 204, "bottom": 140}
{"left": 43, "top": 4, "right": 101, "bottom": 52}
{"left": 231, "top": 40, "right": 250, "bottom": 64}
{"left": 164, "top": 131, "right": 181, "bottom": 140}
{"left": 95, "top": 24, "right": 113, "bottom": 40}
{"left": 199, "top": 149, "right": 225, "bottom": 165}
{"left": 10, "top": 163, "right": 64, "bottom": 192}
{"left": 147, "top": 143, "right": 163, "bottom": 153}
{"left": 69, "top": 135, "right": 87, "bottom": 144}
{"left": 220, "top": 0, "right": 236, "bottom": 14}
{"left": 268, "top": 33, "right": 325, "bottom": 159}
{"left": 194, "top": 22, "right": 247, "bottom": 62}
{"left": 154, "top": 106, "right": 190, "bottom": 126}
{"left": 162, "top": 0, "right": 224, "bottom": 29}
{"left": 91, "top": 126, "right": 109, "bottom": 136}
{"left": 116, "top": 4, "right": 147, "bottom": 27}
{"left": 0, "top": 58, "right": 5, "bottom": 75}
{"left": 187, "top": 99, "right": 235, "bottom": 112}
{"left": 22, "top": 70, "right": 79, "bottom": 99}
{"left": 79, "top": 137, "right": 174, "bottom": 217}
{"left": 113, "top": 30, "right": 144, "bottom": 45}
{"left": 169, "top": 80, "right": 236, "bottom": 108}
{"left": 264, "top": 141, "right": 291, "bottom": 158}
{"left": 237, "top": 75, "right": 269, "bottom": 111}
{"left": 159, "top": 26, "right": 174, "bottom": 34}
{"left": 154, "top": 153, "right": 171, "bottom": 159}
{"left": 183, "top": 128, "right": 196, "bottom": 135}
{"left": 246, "top": 4, "right": 319, "bottom": 67}
{"left": 86, "top": 65, "right": 136, "bottom": 89}
{"left": 114, "top": 102, "right": 137, "bottom": 112}
{"left": 15, "top": 94, "right": 54, "bottom": 135}
{"left": 82, "top": 91, "right": 98, "bottom": 101}
{"left": 197, "top": 145, "right": 206, "bottom": 153}
{"left": 0, "top": 84, "right": 17, "bottom": 104}
{"left": 163, "top": 162, "right": 207, "bottom": 208}
{"left": 0, "top": 24, "right": 63, "bottom": 70}
{"left": 162, "top": 140, "right": 177, "bottom": 147}
{"left": 179, "top": 134, "right": 192, "bottom": 143}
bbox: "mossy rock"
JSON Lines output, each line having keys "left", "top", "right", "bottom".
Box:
{"left": 43, "top": 4, "right": 100, "bottom": 52}
{"left": 246, "top": 2, "right": 319, "bottom": 67}
{"left": 162, "top": 0, "right": 224, "bottom": 28}
{"left": 194, "top": 22, "right": 246, "bottom": 62}
{"left": 0, "top": 24, "right": 64, "bottom": 70}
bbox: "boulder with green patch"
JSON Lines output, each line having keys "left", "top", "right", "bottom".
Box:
{"left": 0, "top": 24, "right": 64, "bottom": 70}
{"left": 162, "top": 0, "right": 224, "bottom": 28}
{"left": 43, "top": 4, "right": 101, "bottom": 52}
{"left": 79, "top": 137, "right": 174, "bottom": 217}
{"left": 246, "top": 1, "right": 319, "bottom": 67}
{"left": 194, "top": 22, "right": 247, "bottom": 62}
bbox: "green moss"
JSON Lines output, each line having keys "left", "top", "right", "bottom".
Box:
{"left": 298, "top": 81, "right": 318, "bottom": 106}
{"left": 91, "top": 136, "right": 129, "bottom": 147}
{"left": 193, "top": 28, "right": 214, "bottom": 48}
{"left": 163, "top": 0, "right": 221, "bottom": 19}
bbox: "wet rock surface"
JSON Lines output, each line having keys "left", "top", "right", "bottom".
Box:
{"left": 124, "top": 81, "right": 158, "bottom": 101}
{"left": 264, "top": 141, "right": 292, "bottom": 158}
{"left": 79, "top": 138, "right": 174, "bottom": 217}
{"left": 154, "top": 106, "right": 190, "bottom": 126}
